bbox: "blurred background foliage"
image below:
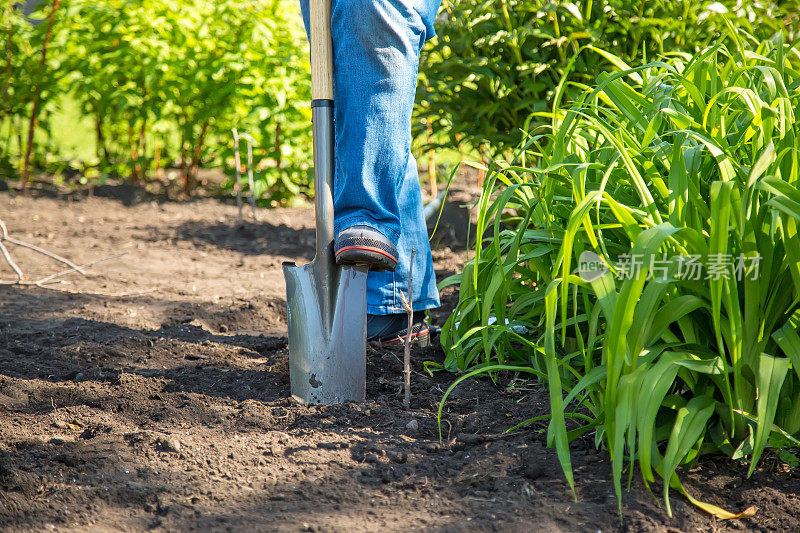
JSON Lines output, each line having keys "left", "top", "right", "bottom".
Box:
{"left": 2, "top": 0, "right": 800, "bottom": 203}
{"left": 416, "top": 0, "right": 800, "bottom": 160}
{"left": 1, "top": 0, "right": 311, "bottom": 203}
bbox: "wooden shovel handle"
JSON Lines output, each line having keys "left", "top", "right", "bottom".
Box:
{"left": 310, "top": 0, "right": 334, "bottom": 101}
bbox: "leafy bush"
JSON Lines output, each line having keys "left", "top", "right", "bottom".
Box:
{"left": 0, "top": 0, "right": 68, "bottom": 184}
{"left": 440, "top": 34, "right": 800, "bottom": 515}
{"left": 417, "top": 0, "right": 800, "bottom": 158}
{"left": 1, "top": 0, "right": 312, "bottom": 202}
{"left": 65, "top": 0, "right": 312, "bottom": 199}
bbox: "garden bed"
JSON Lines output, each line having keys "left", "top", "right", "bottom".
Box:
{"left": 0, "top": 187, "right": 797, "bottom": 532}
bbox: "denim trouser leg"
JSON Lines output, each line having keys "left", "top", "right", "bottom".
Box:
{"left": 299, "top": 0, "right": 441, "bottom": 315}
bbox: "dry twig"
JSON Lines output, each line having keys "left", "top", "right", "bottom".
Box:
{"left": 0, "top": 217, "right": 125, "bottom": 290}
{"left": 0, "top": 218, "right": 86, "bottom": 274}
{"left": 400, "top": 246, "right": 416, "bottom": 409}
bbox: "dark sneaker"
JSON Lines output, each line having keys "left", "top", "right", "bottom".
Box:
{"left": 335, "top": 225, "right": 398, "bottom": 272}
{"left": 367, "top": 311, "right": 430, "bottom": 347}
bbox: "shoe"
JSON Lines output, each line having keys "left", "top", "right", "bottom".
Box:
{"left": 367, "top": 311, "right": 430, "bottom": 347}
{"left": 335, "top": 225, "right": 398, "bottom": 271}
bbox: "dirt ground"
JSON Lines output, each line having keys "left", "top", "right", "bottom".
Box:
{"left": 1, "top": 184, "right": 799, "bottom": 532}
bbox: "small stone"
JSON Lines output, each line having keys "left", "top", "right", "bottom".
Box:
{"left": 521, "top": 463, "right": 544, "bottom": 480}
{"left": 219, "top": 324, "right": 229, "bottom": 333}
{"left": 317, "top": 442, "right": 341, "bottom": 450}
{"left": 74, "top": 372, "right": 84, "bottom": 382}
{"left": 380, "top": 467, "right": 397, "bottom": 483}
{"left": 463, "top": 413, "right": 482, "bottom": 432}
{"left": 364, "top": 453, "right": 380, "bottom": 464}
{"left": 53, "top": 451, "right": 80, "bottom": 467}
{"left": 405, "top": 419, "right": 419, "bottom": 432}
{"left": 53, "top": 420, "right": 69, "bottom": 429}
{"left": 387, "top": 450, "right": 407, "bottom": 464}
{"left": 456, "top": 432, "right": 483, "bottom": 445}
{"left": 424, "top": 442, "right": 441, "bottom": 453}
{"left": 270, "top": 493, "right": 286, "bottom": 501}
{"left": 161, "top": 437, "right": 181, "bottom": 453}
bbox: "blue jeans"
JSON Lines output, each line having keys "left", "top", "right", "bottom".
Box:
{"left": 299, "top": 0, "right": 441, "bottom": 315}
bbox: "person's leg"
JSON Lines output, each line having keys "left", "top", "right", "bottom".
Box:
{"left": 299, "top": 0, "right": 441, "bottom": 322}
{"left": 364, "top": 150, "right": 439, "bottom": 316}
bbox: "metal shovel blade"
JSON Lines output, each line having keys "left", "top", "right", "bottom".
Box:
{"left": 283, "top": 261, "right": 368, "bottom": 404}
{"left": 282, "top": 101, "right": 368, "bottom": 405}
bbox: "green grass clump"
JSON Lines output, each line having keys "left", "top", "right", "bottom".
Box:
{"left": 439, "top": 32, "right": 800, "bottom": 516}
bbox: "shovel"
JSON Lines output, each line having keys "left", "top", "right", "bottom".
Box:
{"left": 282, "top": 0, "right": 369, "bottom": 404}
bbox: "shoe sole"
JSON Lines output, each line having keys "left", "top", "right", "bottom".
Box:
{"left": 335, "top": 246, "right": 398, "bottom": 272}
{"left": 378, "top": 328, "right": 430, "bottom": 348}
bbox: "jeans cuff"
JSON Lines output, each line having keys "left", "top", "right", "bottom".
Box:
{"left": 334, "top": 215, "right": 401, "bottom": 242}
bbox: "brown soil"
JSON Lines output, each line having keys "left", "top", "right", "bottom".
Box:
{"left": 0, "top": 186, "right": 798, "bottom": 532}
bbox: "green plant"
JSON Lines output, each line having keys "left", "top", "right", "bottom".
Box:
{"left": 63, "top": 0, "right": 311, "bottom": 198}
{"left": 1, "top": 0, "right": 312, "bottom": 202}
{"left": 416, "top": 0, "right": 800, "bottom": 159}
{"left": 778, "top": 448, "right": 799, "bottom": 468}
{"left": 0, "top": 0, "right": 69, "bottom": 183}
{"left": 440, "top": 33, "right": 800, "bottom": 516}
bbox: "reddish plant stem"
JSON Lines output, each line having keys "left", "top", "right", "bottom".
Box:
{"left": 21, "top": 0, "right": 61, "bottom": 191}
{"left": 184, "top": 119, "right": 210, "bottom": 195}
{"left": 95, "top": 114, "right": 110, "bottom": 163}
{"left": 1, "top": 4, "right": 16, "bottom": 121}
{"left": 274, "top": 120, "right": 282, "bottom": 178}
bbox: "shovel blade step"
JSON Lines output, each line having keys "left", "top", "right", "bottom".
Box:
{"left": 283, "top": 261, "right": 368, "bottom": 404}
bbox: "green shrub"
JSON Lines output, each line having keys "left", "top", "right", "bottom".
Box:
{"left": 440, "top": 33, "right": 800, "bottom": 516}
{"left": 0, "top": 0, "right": 69, "bottom": 183}
{"left": 417, "top": 0, "right": 800, "bottom": 159}
{"left": 1, "top": 0, "right": 312, "bottom": 202}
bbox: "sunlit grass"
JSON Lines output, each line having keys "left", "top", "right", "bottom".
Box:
{"left": 439, "top": 32, "right": 800, "bottom": 517}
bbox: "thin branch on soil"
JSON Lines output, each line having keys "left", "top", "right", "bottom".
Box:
{"left": 32, "top": 252, "right": 128, "bottom": 287}
{"left": 0, "top": 219, "right": 127, "bottom": 290}
{"left": 0, "top": 240, "right": 22, "bottom": 281}
{"left": 400, "top": 246, "right": 415, "bottom": 409}
{"left": 384, "top": 349, "right": 429, "bottom": 379}
{"left": 1, "top": 218, "right": 86, "bottom": 275}
{"left": 30, "top": 279, "right": 154, "bottom": 298}
{"left": 0, "top": 219, "right": 24, "bottom": 281}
